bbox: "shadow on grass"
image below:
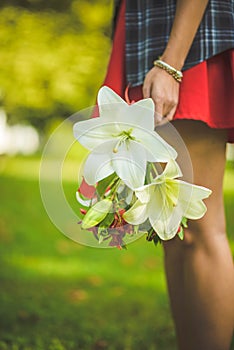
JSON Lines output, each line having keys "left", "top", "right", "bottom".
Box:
{"left": 0, "top": 157, "right": 234, "bottom": 350}
{"left": 0, "top": 259, "right": 175, "bottom": 350}
{"left": 0, "top": 172, "right": 176, "bottom": 349}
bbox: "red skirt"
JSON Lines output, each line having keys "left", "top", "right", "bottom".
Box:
{"left": 103, "top": 0, "right": 234, "bottom": 143}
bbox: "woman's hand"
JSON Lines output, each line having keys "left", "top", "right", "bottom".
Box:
{"left": 143, "top": 66, "right": 180, "bottom": 126}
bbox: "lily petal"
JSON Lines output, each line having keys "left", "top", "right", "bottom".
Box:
{"left": 83, "top": 144, "right": 115, "bottom": 184}
{"left": 98, "top": 87, "right": 155, "bottom": 130}
{"left": 161, "top": 159, "right": 183, "bottom": 180}
{"left": 127, "top": 98, "right": 155, "bottom": 130}
{"left": 99, "top": 101, "right": 155, "bottom": 131}
{"left": 147, "top": 185, "right": 166, "bottom": 221}
{"left": 123, "top": 200, "right": 148, "bottom": 225}
{"left": 179, "top": 181, "right": 212, "bottom": 201}
{"left": 76, "top": 191, "right": 95, "bottom": 207}
{"left": 133, "top": 128, "right": 177, "bottom": 162}
{"left": 135, "top": 183, "right": 154, "bottom": 204}
{"left": 112, "top": 141, "right": 147, "bottom": 189}
{"left": 98, "top": 87, "right": 130, "bottom": 124}
{"left": 98, "top": 86, "right": 127, "bottom": 106}
{"left": 177, "top": 180, "right": 212, "bottom": 219}
{"left": 183, "top": 200, "right": 208, "bottom": 219}
{"left": 73, "top": 118, "right": 122, "bottom": 150}
{"left": 144, "top": 185, "right": 181, "bottom": 240}
{"left": 150, "top": 204, "right": 183, "bottom": 240}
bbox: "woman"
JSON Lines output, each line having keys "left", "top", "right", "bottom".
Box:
{"left": 103, "top": 1, "right": 234, "bottom": 349}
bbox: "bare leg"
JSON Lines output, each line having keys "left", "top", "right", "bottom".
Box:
{"left": 163, "top": 120, "right": 234, "bottom": 350}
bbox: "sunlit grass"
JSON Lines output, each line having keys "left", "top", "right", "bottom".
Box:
{"left": 0, "top": 155, "right": 171, "bottom": 349}
{"left": 2, "top": 154, "right": 234, "bottom": 184}
{"left": 224, "top": 162, "right": 234, "bottom": 192}
{"left": 0, "top": 155, "right": 233, "bottom": 349}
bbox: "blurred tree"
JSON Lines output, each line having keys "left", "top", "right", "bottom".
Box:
{"left": 0, "top": 1, "right": 113, "bottom": 130}
{"left": 0, "top": 0, "right": 77, "bottom": 12}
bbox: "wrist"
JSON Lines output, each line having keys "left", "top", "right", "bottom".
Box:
{"left": 160, "top": 53, "right": 185, "bottom": 72}
{"left": 153, "top": 59, "right": 183, "bottom": 83}
{"left": 160, "top": 41, "right": 187, "bottom": 71}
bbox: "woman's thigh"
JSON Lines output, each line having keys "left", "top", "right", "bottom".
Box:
{"left": 168, "top": 120, "right": 228, "bottom": 246}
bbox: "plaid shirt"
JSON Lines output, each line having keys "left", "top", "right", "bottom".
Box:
{"left": 117, "top": 0, "right": 234, "bottom": 86}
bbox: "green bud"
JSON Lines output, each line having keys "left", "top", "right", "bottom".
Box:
{"left": 82, "top": 198, "right": 113, "bottom": 229}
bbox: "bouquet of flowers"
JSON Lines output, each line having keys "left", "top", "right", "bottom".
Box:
{"left": 73, "top": 86, "right": 211, "bottom": 249}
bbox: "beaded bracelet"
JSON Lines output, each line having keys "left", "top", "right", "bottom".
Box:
{"left": 153, "top": 59, "right": 183, "bottom": 83}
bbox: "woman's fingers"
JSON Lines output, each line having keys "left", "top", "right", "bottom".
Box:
{"left": 142, "top": 79, "right": 151, "bottom": 98}
{"left": 164, "top": 105, "right": 178, "bottom": 122}
{"left": 143, "top": 67, "right": 180, "bottom": 126}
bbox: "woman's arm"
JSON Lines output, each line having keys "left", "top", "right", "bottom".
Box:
{"left": 143, "top": 0, "right": 209, "bottom": 124}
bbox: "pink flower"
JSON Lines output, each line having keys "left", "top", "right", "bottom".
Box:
{"left": 78, "top": 178, "right": 96, "bottom": 198}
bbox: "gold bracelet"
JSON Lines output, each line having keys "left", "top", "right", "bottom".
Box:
{"left": 153, "top": 59, "right": 183, "bottom": 83}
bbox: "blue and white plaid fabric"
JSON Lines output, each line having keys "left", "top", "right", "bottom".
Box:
{"left": 120, "top": 0, "right": 234, "bottom": 86}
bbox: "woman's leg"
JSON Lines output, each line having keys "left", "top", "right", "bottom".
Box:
{"left": 163, "top": 120, "right": 234, "bottom": 350}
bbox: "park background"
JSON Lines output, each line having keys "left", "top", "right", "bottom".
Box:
{"left": 0, "top": 1, "right": 233, "bottom": 349}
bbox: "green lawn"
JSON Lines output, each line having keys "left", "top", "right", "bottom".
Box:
{"left": 0, "top": 155, "right": 233, "bottom": 350}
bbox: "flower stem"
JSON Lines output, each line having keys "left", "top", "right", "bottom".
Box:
{"left": 146, "top": 162, "right": 159, "bottom": 184}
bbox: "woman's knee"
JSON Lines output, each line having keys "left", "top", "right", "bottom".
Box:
{"left": 163, "top": 217, "right": 227, "bottom": 258}
{"left": 183, "top": 217, "right": 227, "bottom": 248}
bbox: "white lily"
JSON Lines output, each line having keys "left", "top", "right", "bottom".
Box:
{"left": 73, "top": 86, "right": 177, "bottom": 189}
{"left": 123, "top": 160, "right": 212, "bottom": 240}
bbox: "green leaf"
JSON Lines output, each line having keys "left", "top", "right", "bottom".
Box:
{"left": 178, "top": 226, "right": 184, "bottom": 240}
{"left": 82, "top": 199, "right": 113, "bottom": 229}
{"left": 153, "top": 235, "right": 161, "bottom": 246}
{"left": 96, "top": 173, "right": 118, "bottom": 197}
{"left": 99, "top": 212, "right": 115, "bottom": 228}
{"left": 181, "top": 217, "right": 188, "bottom": 228}
{"left": 133, "top": 225, "right": 139, "bottom": 235}
{"left": 178, "top": 217, "right": 187, "bottom": 240}
{"left": 98, "top": 234, "right": 104, "bottom": 244}
{"left": 97, "top": 227, "right": 109, "bottom": 244}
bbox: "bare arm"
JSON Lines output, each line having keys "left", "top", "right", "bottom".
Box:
{"left": 143, "top": 0, "right": 209, "bottom": 124}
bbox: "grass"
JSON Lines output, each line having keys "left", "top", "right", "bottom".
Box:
{"left": 0, "top": 155, "right": 233, "bottom": 350}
